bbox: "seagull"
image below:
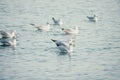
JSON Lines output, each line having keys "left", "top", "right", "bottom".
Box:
{"left": 61, "top": 26, "right": 79, "bottom": 35}
{"left": 87, "top": 14, "right": 98, "bottom": 22}
{"left": 51, "top": 39, "right": 74, "bottom": 53}
{"left": 30, "top": 22, "right": 51, "bottom": 31}
{"left": 0, "top": 30, "right": 16, "bottom": 39}
{"left": 52, "top": 17, "right": 63, "bottom": 26}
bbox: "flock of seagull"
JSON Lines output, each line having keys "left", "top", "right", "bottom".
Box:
{"left": 0, "top": 14, "right": 98, "bottom": 55}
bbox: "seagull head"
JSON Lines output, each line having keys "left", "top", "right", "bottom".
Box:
{"left": 51, "top": 39, "right": 57, "bottom": 42}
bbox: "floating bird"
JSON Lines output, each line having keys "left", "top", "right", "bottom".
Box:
{"left": 51, "top": 39, "right": 74, "bottom": 53}
{"left": 30, "top": 22, "right": 51, "bottom": 31}
{"left": 0, "top": 30, "right": 17, "bottom": 49}
{"left": 61, "top": 26, "right": 79, "bottom": 35}
{"left": 52, "top": 17, "right": 63, "bottom": 26}
{"left": 87, "top": 14, "right": 98, "bottom": 22}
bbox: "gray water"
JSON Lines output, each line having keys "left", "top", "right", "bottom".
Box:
{"left": 0, "top": 0, "right": 120, "bottom": 80}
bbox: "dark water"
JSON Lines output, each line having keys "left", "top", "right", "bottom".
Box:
{"left": 0, "top": 0, "right": 120, "bottom": 80}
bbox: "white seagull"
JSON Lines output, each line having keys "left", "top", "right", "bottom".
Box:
{"left": 52, "top": 17, "right": 63, "bottom": 26}
{"left": 30, "top": 22, "right": 51, "bottom": 31}
{"left": 51, "top": 39, "right": 74, "bottom": 53}
{"left": 61, "top": 26, "right": 79, "bottom": 35}
{"left": 87, "top": 14, "right": 98, "bottom": 22}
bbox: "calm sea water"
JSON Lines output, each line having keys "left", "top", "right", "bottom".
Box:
{"left": 0, "top": 0, "right": 120, "bottom": 80}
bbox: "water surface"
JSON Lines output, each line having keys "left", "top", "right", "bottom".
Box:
{"left": 0, "top": 0, "right": 120, "bottom": 80}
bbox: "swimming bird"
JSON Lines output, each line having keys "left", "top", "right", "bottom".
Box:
{"left": 61, "top": 26, "right": 79, "bottom": 35}
{"left": 51, "top": 39, "right": 74, "bottom": 53}
{"left": 30, "top": 22, "right": 51, "bottom": 31}
{"left": 87, "top": 14, "right": 98, "bottom": 22}
{"left": 0, "top": 30, "right": 16, "bottom": 39}
{"left": 52, "top": 17, "right": 63, "bottom": 26}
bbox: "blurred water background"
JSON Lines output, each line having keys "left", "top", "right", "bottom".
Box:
{"left": 0, "top": 0, "right": 120, "bottom": 80}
